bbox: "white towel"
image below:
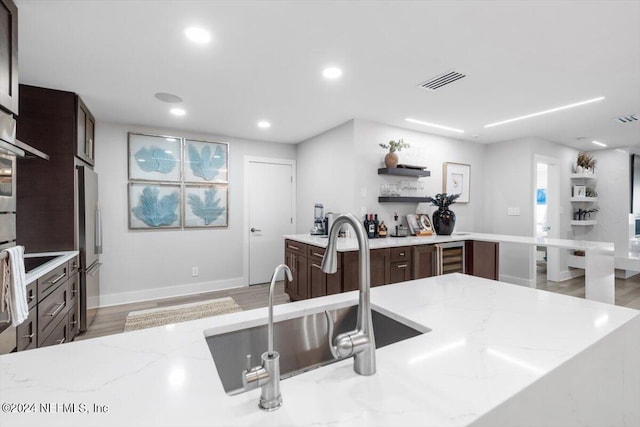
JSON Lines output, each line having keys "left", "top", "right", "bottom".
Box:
{"left": 1, "top": 246, "right": 29, "bottom": 326}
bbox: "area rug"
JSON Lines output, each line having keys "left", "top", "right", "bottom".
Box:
{"left": 123, "top": 297, "right": 242, "bottom": 332}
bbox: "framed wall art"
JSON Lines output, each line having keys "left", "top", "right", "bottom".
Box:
{"left": 183, "top": 139, "right": 228, "bottom": 183}
{"left": 129, "top": 183, "right": 182, "bottom": 229}
{"left": 128, "top": 133, "right": 182, "bottom": 182}
{"left": 184, "top": 184, "right": 228, "bottom": 228}
{"left": 443, "top": 162, "right": 470, "bottom": 203}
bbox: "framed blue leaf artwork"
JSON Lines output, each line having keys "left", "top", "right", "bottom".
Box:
{"left": 128, "top": 133, "right": 182, "bottom": 182}
{"left": 184, "top": 184, "right": 228, "bottom": 228}
{"left": 184, "top": 139, "right": 228, "bottom": 183}
{"left": 536, "top": 188, "right": 547, "bottom": 205}
{"left": 129, "top": 183, "right": 182, "bottom": 229}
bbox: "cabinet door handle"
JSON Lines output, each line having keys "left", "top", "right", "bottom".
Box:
{"left": 45, "top": 273, "right": 66, "bottom": 285}
{"left": 27, "top": 293, "right": 35, "bottom": 301}
{"left": 71, "top": 288, "right": 78, "bottom": 296}
{"left": 57, "top": 338, "right": 66, "bottom": 345}
{"left": 70, "top": 321, "right": 77, "bottom": 326}
{"left": 22, "top": 333, "right": 34, "bottom": 340}
{"left": 396, "top": 264, "right": 408, "bottom": 268}
{"left": 46, "top": 302, "right": 66, "bottom": 317}
{"left": 312, "top": 252, "right": 324, "bottom": 259}
{"left": 399, "top": 252, "right": 405, "bottom": 256}
{"left": 288, "top": 245, "right": 299, "bottom": 250}
{"left": 312, "top": 263, "right": 322, "bottom": 269}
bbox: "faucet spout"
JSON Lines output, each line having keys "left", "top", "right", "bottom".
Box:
{"left": 321, "top": 213, "right": 376, "bottom": 376}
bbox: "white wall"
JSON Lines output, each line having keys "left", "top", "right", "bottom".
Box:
{"left": 295, "top": 120, "right": 356, "bottom": 233}
{"left": 94, "top": 122, "right": 295, "bottom": 306}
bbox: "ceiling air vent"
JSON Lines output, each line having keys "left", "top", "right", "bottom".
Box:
{"left": 617, "top": 114, "right": 638, "bottom": 123}
{"left": 419, "top": 70, "right": 466, "bottom": 91}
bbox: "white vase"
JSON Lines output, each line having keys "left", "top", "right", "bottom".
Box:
{"left": 576, "top": 165, "right": 583, "bottom": 173}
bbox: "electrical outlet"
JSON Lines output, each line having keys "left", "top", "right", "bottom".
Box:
{"left": 192, "top": 267, "right": 199, "bottom": 277}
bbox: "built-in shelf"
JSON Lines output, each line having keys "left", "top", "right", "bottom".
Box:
{"left": 570, "top": 197, "right": 598, "bottom": 202}
{"left": 570, "top": 220, "right": 597, "bottom": 226}
{"left": 570, "top": 173, "right": 598, "bottom": 179}
{"left": 378, "top": 196, "right": 431, "bottom": 203}
{"left": 378, "top": 167, "right": 431, "bottom": 177}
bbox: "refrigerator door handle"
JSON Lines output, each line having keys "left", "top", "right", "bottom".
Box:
{"left": 85, "top": 262, "right": 102, "bottom": 276}
{"left": 95, "top": 201, "right": 103, "bottom": 254}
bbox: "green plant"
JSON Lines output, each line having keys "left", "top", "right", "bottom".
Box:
{"left": 379, "top": 138, "right": 410, "bottom": 152}
{"left": 585, "top": 187, "right": 598, "bottom": 197}
{"left": 425, "top": 193, "right": 460, "bottom": 208}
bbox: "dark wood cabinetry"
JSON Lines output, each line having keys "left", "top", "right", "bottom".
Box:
{"left": 16, "top": 85, "right": 96, "bottom": 253}
{"left": 0, "top": 0, "right": 18, "bottom": 115}
{"left": 16, "top": 308, "right": 36, "bottom": 351}
{"left": 413, "top": 245, "right": 437, "bottom": 279}
{"left": 389, "top": 246, "right": 412, "bottom": 284}
{"left": 76, "top": 97, "right": 95, "bottom": 166}
{"left": 343, "top": 248, "right": 390, "bottom": 291}
{"left": 465, "top": 241, "right": 500, "bottom": 280}
{"left": 284, "top": 240, "right": 308, "bottom": 301}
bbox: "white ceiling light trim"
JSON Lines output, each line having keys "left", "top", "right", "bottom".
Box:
{"left": 483, "top": 96, "right": 605, "bottom": 128}
{"left": 257, "top": 121, "right": 271, "bottom": 129}
{"left": 170, "top": 108, "right": 186, "bottom": 116}
{"left": 184, "top": 27, "right": 211, "bottom": 44}
{"left": 405, "top": 117, "right": 465, "bottom": 133}
{"left": 322, "top": 67, "right": 343, "bottom": 79}
{"left": 592, "top": 140, "right": 607, "bottom": 147}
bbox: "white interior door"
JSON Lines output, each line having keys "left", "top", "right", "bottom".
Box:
{"left": 247, "top": 159, "right": 295, "bottom": 285}
{"left": 533, "top": 155, "right": 560, "bottom": 283}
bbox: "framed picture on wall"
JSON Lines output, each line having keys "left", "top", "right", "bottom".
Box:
{"left": 183, "top": 139, "right": 229, "bottom": 183}
{"left": 129, "top": 183, "right": 182, "bottom": 229}
{"left": 128, "top": 133, "right": 182, "bottom": 182}
{"left": 573, "top": 185, "right": 586, "bottom": 197}
{"left": 443, "top": 162, "right": 470, "bottom": 203}
{"left": 183, "top": 184, "right": 228, "bottom": 228}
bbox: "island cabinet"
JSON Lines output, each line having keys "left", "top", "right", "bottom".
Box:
{"left": 465, "top": 240, "right": 499, "bottom": 280}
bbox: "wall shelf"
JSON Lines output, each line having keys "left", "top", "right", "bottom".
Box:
{"left": 378, "top": 167, "right": 431, "bottom": 177}
{"left": 570, "top": 197, "right": 598, "bottom": 202}
{"left": 378, "top": 196, "right": 431, "bottom": 203}
{"left": 570, "top": 220, "right": 597, "bottom": 226}
{"left": 570, "top": 173, "right": 598, "bottom": 179}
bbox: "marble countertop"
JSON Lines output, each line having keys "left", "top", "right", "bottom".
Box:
{"left": 284, "top": 232, "right": 615, "bottom": 253}
{"left": 1, "top": 274, "right": 637, "bottom": 427}
{"left": 24, "top": 251, "right": 79, "bottom": 285}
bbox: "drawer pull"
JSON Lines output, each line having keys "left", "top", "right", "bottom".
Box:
{"left": 70, "top": 321, "right": 77, "bottom": 326}
{"left": 396, "top": 264, "right": 408, "bottom": 268}
{"left": 46, "top": 302, "right": 66, "bottom": 317}
{"left": 312, "top": 263, "right": 322, "bottom": 269}
{"left": 312, "top": 252, "right": 324, "bottom": 258}
{"left": 45, "top": 273, "right": 66, "bottom": 285}
{"left": 399, "top": 252, "right": 405, "bottom": 256}
{"left": 71, "top": 288, "right": 78, "bottom": 296}
{"left": 22, "top": 333, "right": 34, "bottom": 340}
{"left": 57, "top": 338, "right": 66, "bottom": 345}
{"left": 28, "top": 294, "right": 35, "bottom": 301}
{"left": 288, "top": 245, "right": 300, "bottom": 250}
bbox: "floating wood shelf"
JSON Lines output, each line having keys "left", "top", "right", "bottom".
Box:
{"left": 378, "top": 196, "right": 431, "bottom": 203}
{"left": 378, "top": 167, "right": 431, "bottom": 177}
{"left": 570, "top": 220, "right": 597, "bottom": 226}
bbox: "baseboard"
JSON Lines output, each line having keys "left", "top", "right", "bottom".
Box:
{"left": 615, "top": 269, "right": 640, "bottom": 279}
{"left": 499, "top": 274, "right": 535, "bottom": 288}
{"left": 91, "top": 277, "right": 247, "bottom": 308}
{"left": 556, "top": 268, "right": 585, "bottom": 282}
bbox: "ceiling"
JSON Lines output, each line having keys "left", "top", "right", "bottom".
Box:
{"left": 15, "top": 0, "right": 640, "bottom": 150}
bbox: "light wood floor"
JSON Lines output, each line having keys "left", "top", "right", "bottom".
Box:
{"left": 77, "top": 271, "right": 640, "bottom": 341}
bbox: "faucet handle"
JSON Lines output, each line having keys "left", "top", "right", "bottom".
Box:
{"left": 245, "top": 354, "right": 252, "bottom": 372}
{"left": 325, "top": 311, "right": 355, "bottom": 359}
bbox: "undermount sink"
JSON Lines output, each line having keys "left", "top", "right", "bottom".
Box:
{"left": 205, "top": 305, "right": 429, "bottom": 395}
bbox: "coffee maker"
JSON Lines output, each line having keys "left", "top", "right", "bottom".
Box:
{"left": 310, "top": 203, "right": 326, "bottom": 235}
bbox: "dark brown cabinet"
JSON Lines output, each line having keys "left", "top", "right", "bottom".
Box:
{"left": 413, "top": 245, "right": 437, "bottom": 279}
{"left": 343, "top": 248, "right": 390, "bottom": 291}
{"left": 307, "top": 246, "right": 342, "bottom": 298}
{"left": 465, "top": 240, "right": 500, "bottom": 280}
{"left": 390, "top": 246, "right": 412, "bottom": 284}
{"left": 76, "top": 97, "right": 95, "bottom": 166}
{"left": 16, "top": 308, "right": 36, "bottom": 351}
{"left": 0, "top": 0, "right": 18, "bottom": 115}
{"left": 16, "top": 85, "right": 96, "bottom": 253}
{"left": 284, "top": 240, "right": 308, "bottom": 301}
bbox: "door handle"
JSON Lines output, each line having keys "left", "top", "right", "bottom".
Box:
{"left": 250, "top": 228, "right": 262, "bottom": 232}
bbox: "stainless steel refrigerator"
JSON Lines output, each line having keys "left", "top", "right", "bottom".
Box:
{"left": 77, "top": 165, "right": 102, "bottom": 332}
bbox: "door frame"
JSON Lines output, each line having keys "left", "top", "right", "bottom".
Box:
{"left": 243, "top": 156, "right": 296, "bottom": 286}
{"left": 532, "top": 154, "right": 560, "bottom": 284}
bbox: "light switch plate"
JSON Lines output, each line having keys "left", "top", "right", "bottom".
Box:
{"left": 507, "top": 207, "right": 520, "bottom": 216}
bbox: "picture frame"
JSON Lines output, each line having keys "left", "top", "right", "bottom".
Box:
{"left": 183, "top": 139, "right": 229, "bottom": 183}
{"left": 183, "top": 184, "right": 228, "bottom": 228}
{"left": 443, "top": 162, "right": 470, "bottom": 203}
{"left": 129, "top": 183, "right": 182, "bottom": 229}
{"left": 573, "top": 185, "right": 586, "bottom": 197}
{"left": 128, "top": 133, "right": 182, "bottom": 182}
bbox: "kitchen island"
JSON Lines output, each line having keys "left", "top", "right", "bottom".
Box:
{"left": 1, "top": 273, "right": 637, "bottom": 427}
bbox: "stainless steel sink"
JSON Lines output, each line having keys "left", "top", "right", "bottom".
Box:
{"left": 205, "top": 305, "right": 429, "bottom": 395}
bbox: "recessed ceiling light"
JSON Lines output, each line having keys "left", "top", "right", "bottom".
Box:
{"left": 483, "top": 96, "right": 605, "bottom": 128}
{"left": 592, "top": 140, "right": 607, "bottom": 147}
{"left": 184, "top": 27, "right": 211, "bottom": 44}
{"left": 405, "top": 117, "right": 465, "bottom": 134}
{"left": 154, "top": 92, "right": 183, "bottom": 103}
{"left": 257, "top": 121, "right": 271, "bottom": 129}
{"left": 170, "top": 108, "right": 186, "bottom": 116}
{"left": 165, "top": 137, "right": 177, "bottom": 142}
{"left": 322, "top": 67, "right": 342, "bottom": 79}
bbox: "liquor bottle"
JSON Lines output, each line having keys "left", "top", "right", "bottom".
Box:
{"left": 363, "top": 214, "right": 369, "bottom": 233}
{"left": 378, "top": 221, "right": 388, "bottom": 237}
{"left": 368, "top": 214, "right": 376, "bottom": 238}
{"left": 374, "top": 214, "right": 380, "bottom": 238}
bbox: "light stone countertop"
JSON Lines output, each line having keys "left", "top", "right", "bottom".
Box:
{"left": 24, "top": 251, "right": 79, "bottom": 285}
{"left": 284, "top": 232, "right": 615, "bottom": 253}
{"left": 1, "top": 273, "right": 637, "bottom": 427}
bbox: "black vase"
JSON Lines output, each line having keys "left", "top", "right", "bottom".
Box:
{"left": 432, "top": 207, "right": 456, "bottom": 235}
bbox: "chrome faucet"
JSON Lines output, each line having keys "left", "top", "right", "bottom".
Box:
{"left": 322, "top": 213, "right": 376, "bottom": 376}
{"left": 242, "top": 264, "right": 292, "bottom": 411}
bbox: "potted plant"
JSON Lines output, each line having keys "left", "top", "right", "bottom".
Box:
{"left": 379, "top": 138, "right": 410, "bottom": 169}
{"left": 576, "top": 152, "right": 597, "bottom": 174}
{"left": 426, "top": 193, "right": 460, "bottom": 235}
